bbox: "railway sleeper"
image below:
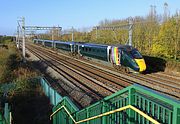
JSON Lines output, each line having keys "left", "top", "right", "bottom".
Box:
{"left": 113, "top": 64, "right": 130, "bottom": 73}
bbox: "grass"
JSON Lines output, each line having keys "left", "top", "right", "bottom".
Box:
{"left": 0, "top": 40, "right": 52, "bottom": 124}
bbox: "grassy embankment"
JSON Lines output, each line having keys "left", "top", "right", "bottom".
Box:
{"left": 0, "top": 38, "right": 52, "bottom": 124}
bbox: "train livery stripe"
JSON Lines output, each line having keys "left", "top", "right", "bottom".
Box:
{"left": 113, "top": 47, "right": 115, "bottom": 63}
{"left": 114, "top": 47, "right": 117, "bottom": 64}
{"left": 113, "top": 47, "right": 120, "bottom": 65}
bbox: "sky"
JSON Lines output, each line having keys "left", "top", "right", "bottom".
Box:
{"left": 0, "top": 0, "right": 180, "bottom": 36}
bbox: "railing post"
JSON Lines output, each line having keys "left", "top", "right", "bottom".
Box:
{"left": 173, "top": 106, "right": 180, "bottom": 124}
{"left": 87, "top": 108, "right": 89, "bottom": 124}
{"left": 0, "top": 113, "right": 2, "bottom": 122}
{"left": 102, "top": 101, "right": 106, "bottom": 124}
{"left": 128, "top": 88, "right": 135, "bottom": 124}
{"left": 52, "top": 106, "right": 58, "bottom": 124}
{"left": 4, "top": 103, "right": 8, "bottom": 123}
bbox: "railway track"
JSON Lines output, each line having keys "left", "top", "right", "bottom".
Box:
{"left": 85, "top": 58, "right": 180, "bottom": 91}
{"left": 27, "top": 45, "right": 119, "bottom": 107}
{"left": 26, "top": 43, "right": 180, "bottom": 102}
{"left": 77, "top": 51, "right": 180, "bottom": 99}
{"left": 149, "top": 72, "right": 180, "bottom": 81}
{"left": 27, "top": 44, "right": 135, "bottom": 89}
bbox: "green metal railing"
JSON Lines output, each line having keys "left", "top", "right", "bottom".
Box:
{"left": 38, "top": 77, "right": 79, "bottom": 123}
{"left": 51, "top": 104, "right": 161, "bottom": 124}
{"left": 39, "top": 77, "right": 63, "bottom": 106}
{"left": 51, "top": 97, "right": 79, "bottom": 124}
{"left": 0, "top": 103, "right": 11, "bottom": 124}
{"left": 50, "top": 83, "right": 180, "bottom": 124}
{"left": 0, "top": 83, "right": 13, "bottom": 124}
{"left": 37, "top": 77, "right": 180, "bottom": 124}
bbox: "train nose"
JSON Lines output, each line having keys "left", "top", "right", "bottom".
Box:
{"left": 135, "top": 59, "right": 146, "bottom": 72}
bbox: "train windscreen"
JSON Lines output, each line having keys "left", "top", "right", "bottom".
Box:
{"left": 130, "top": 49, "right": 143, "bottom": 59}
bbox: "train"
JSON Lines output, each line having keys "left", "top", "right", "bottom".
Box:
{"left": 33, "top": 39, "right": 146, "bottom": 73}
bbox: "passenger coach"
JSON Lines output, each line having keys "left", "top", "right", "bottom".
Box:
{"left": 33, "top": 39, "right": 146, "bottom": 73}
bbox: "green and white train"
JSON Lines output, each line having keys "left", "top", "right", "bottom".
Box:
{"left": 33, "top": 39, "right": 146, "bottom": 73}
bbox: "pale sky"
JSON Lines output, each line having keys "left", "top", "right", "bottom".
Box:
{"left": 0, "top": 0, "right": 179, "bottom": 35}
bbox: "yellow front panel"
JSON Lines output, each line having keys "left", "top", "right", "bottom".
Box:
{"left": 135, "top": 59, "right": 146, "bottom": 72}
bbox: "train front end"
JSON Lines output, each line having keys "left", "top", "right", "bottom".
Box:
{"left": 129, "top": 48, "right": 146, "bottom": 72}
{"left": 114, "top": 45, "right": 146, "bottom": 73}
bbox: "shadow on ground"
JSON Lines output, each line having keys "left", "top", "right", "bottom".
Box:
{"left": 7, "top": 59, "right": 53, "bottom": 124}
{"left": 11, "top": 90, "right": 52, "bottom": 124}
{"left": 143, "top": 55, "right": 166, "bottom": 74}
{"left": 29, "top": 60, "right": 84, "bottom": 109}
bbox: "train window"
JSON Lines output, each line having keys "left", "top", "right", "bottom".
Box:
{"left": 85, "top": 48, "right": 88, "bottom": 52}
{"left": 82, "top": 47, "right": 84, "bottom": 51}
{"left": 130, "top": 50, "right": 143, "bottom": 59}
{"left": 89, "top": 48, "right": 91, "bottom": 52}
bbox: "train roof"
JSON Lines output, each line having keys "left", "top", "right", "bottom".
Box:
{"left": 54, "top": 40, "right": 75, "bottom": 45}
{"left": 33, "top": 39, "right": 138, "bottom": 51}
{"left": 79, "top": 43, "right": 109, "bottom": 49}
{"left": 76, "top": 41, "right": 109, "bottom": 47}
{"left": 44, "top": 40, "right": 54, "bottom": 43}
{"left": 115, "top": 45, "right": 137, "bottom": 51}
{"left": 35, "top": 39, "right": 52, "bottom": 42}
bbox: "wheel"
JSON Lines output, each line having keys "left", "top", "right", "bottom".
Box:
{"left": 124, "top": 67, "right": 130, "bottom": 73}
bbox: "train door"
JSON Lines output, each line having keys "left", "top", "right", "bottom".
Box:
{"left": 118, "top": 49, "right": 121, "bottom": 65}
{"left": 52, "top": 41, "right": 54, "bottom": 48}
{"left": 70, "top": 44, "right": 72, "bottom": 52}
{"left": 75, "top": 44, "right": 80, "bottom": 54}
{"left": 53, "top": 41, "right": 56, "bottom": 49}
{"left": 77, "top": 44, "right": 81, "bottom": 54}
{"left": 42, "top": 40, "right": 45, "bottom": 46}
{"left": 78, "top": 45, "right": 81, "bottom": 54}
{"left": 107, "top": 46, "right": 111, "bottom": 62}
{"left": 73, "top": 43, "right": 76, "bottom": 53}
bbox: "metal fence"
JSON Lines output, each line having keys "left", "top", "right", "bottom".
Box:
{"left": 39, "top": 77, "right": 63, "bottom": 106}
{"left": 38, "top": 77, "right": 79, "bottom": 123}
